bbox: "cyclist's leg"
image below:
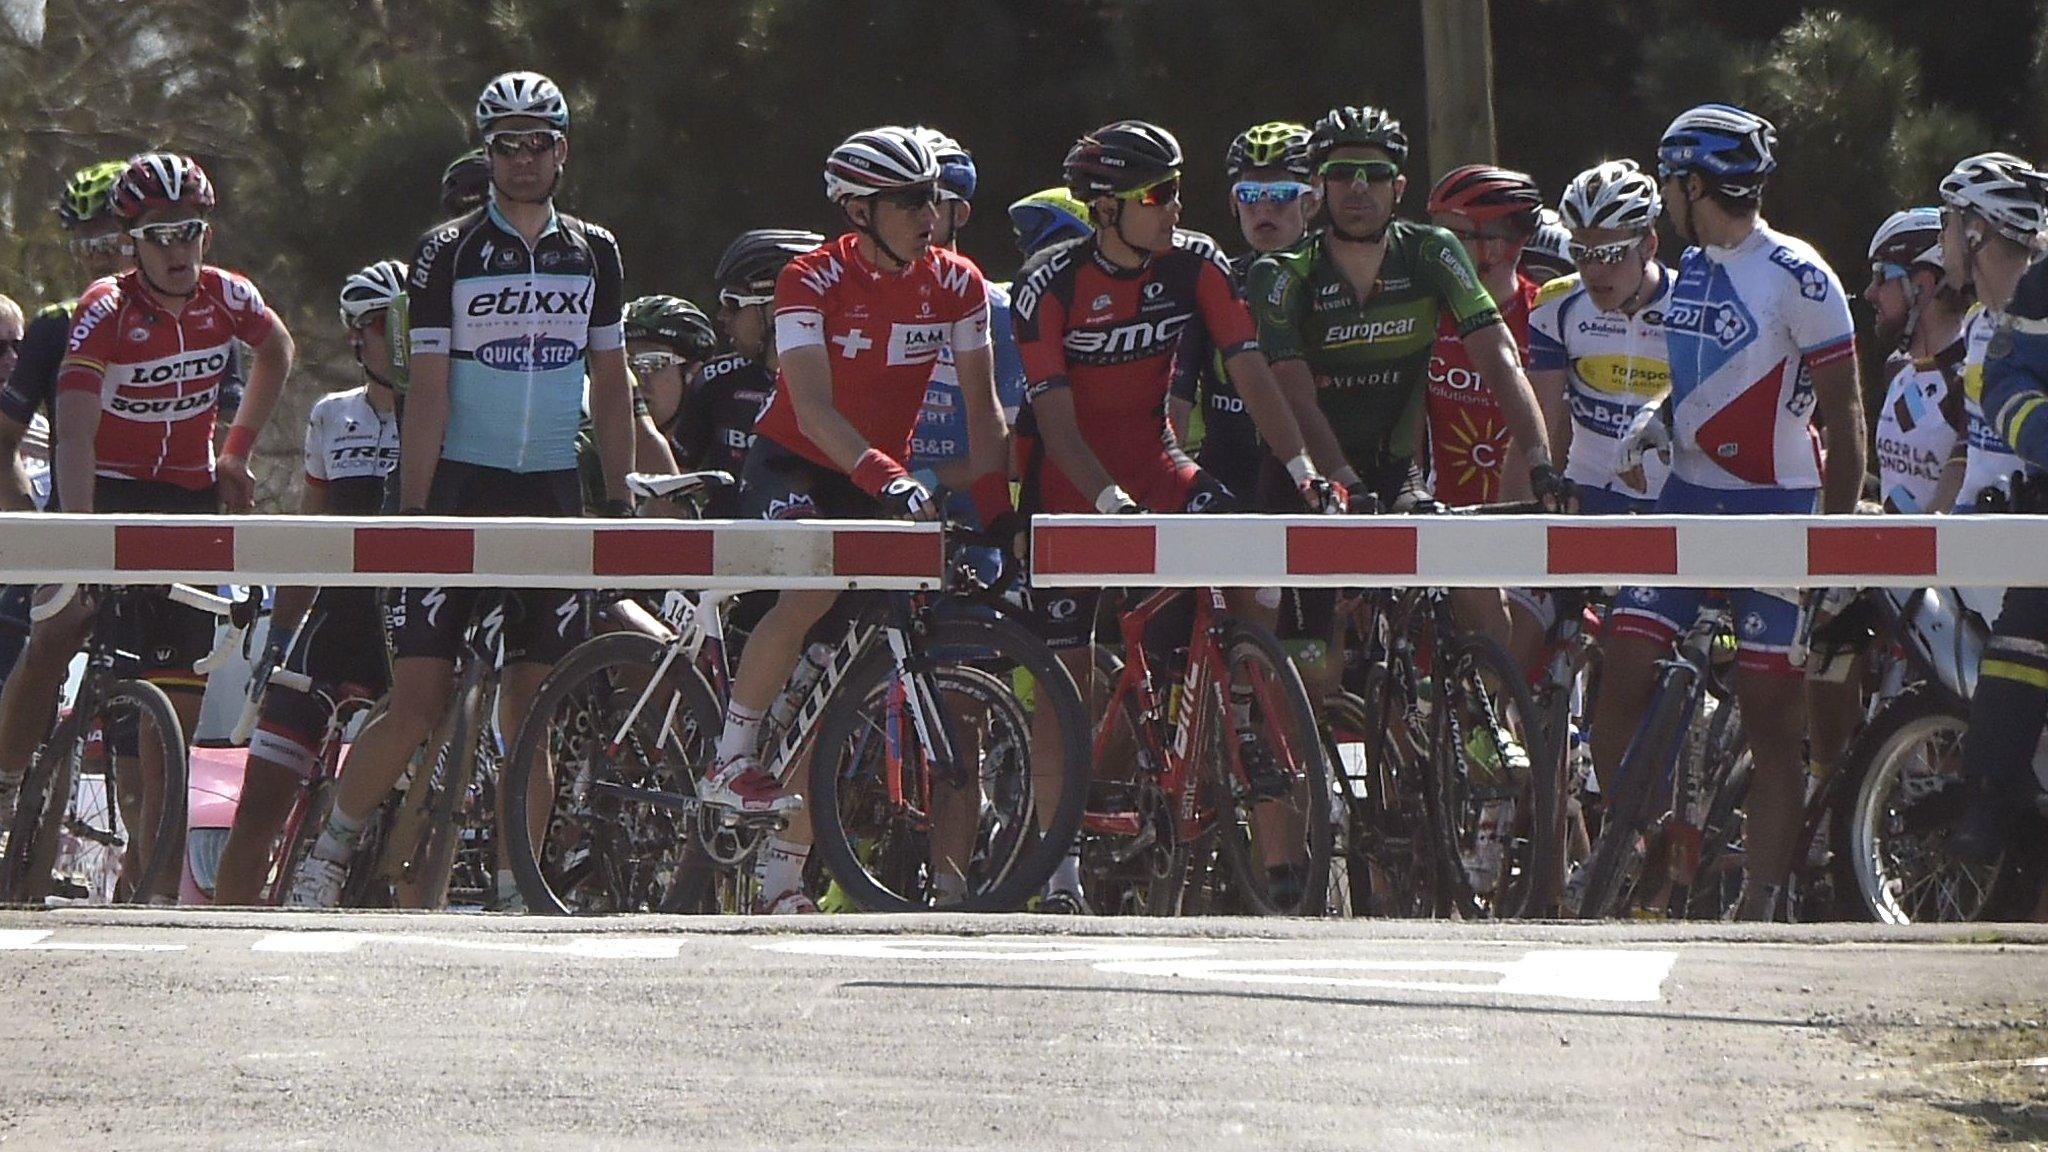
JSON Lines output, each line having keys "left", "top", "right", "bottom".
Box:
{"left": 215, "top": 686, "right": 329, "bottom": 905}
{"left": 498, "top": 587, "right": 591, "bottom": 873}
{"left": 1727, "top": 587, "right": 1809, "bottom": 919}
{"left": 121, "top": 587, "right": 212, "bottom": 900}
{"left": 1956, "top": 586, "right": 2048, "bottom": 860}
{"left": 1594, "top": 587, "right": 1700, "bottom": 794}
{"left": 0, "top": 591, "right": 90, "bottom": 796}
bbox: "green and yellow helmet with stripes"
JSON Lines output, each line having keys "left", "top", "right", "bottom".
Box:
{"left": 56, "top": 160, "right": 128, "bottom": 229}
{"left": 1227, "top": 121, "right": 1313, "bottom": 179}
{"left": 1007, "top": 186, "right": 1093, "bottom": 256}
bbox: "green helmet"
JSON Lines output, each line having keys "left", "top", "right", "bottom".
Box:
{"left": 623, "top": 295, "right": 717, "bottom": 359}
{"left": 1227, "top": 121, "right": 1312, "bottom": 179}
{"left": 56, "top": 160, "right": 128, "bottom": 229}
{"left": 1308, "top": 105, "right": 1408, "bottom": 168}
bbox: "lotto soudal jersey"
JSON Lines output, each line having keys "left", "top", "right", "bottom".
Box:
{"left": 1528, "top": 265, "right": 1677, "bottom": 498}
{"left": 911, "top": 280, "right": 1025, "bottom": 467}
{"left": 56, "top": 267, "right": 278, "bottom": 491}
{"left": 753, "top": 232, "right": 991, "bottom": 470}
{"left": 673, "top": 351, "right": 771, "bottom": 478}
{"left": 1873, "top": 337, "right": 1967, "bottom": 513}
{"left": 303, "top": 386, "right": 400, "bottom": 515}
{"left": 406, "top": 202, "right": 627, "bottom": 474}
{"left": 1011, "top": 229, "right": 1251, "bottom": 487}
{"left": 1957, "top": 304, "right": 2026, "bottom": 509}
{"left": 1661, "top": 222, "right": 1855, "bottom": 491}
{"left": 1424, "top": 272, "right": 1536, "bottom": 506}
{"left": 1248, "top": 220, "right": 1501, "bottom": 468}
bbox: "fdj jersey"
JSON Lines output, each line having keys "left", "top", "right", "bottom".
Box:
{"left": 406, "top": 202, "right": 626, "bottom": 474}
{"left": 1425, "top": 273, "right": 1537, "bottom": 506}
{"left": 1248, "top": 220, "right": 1500, "bottom": 473}
{"left": 1873, "top": 337, "right": 1966, "bottom": 513}
{"left": 911, "top": 280, "right": 1024, "bottom": 468}
{"left": 1528, "top": 266, "right": 1677, "bottom": 500}
{"left": 304, "top": 386, "right": 400, "bottom": 514}
{"left": 1958, "top": 303, "right": 2027, "bottom": 509}
{"left": 1660, "top": 224, "right": 1854, "bottom": 491}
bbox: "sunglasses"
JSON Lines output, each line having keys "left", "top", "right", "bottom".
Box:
{"left": 1319, "top": 159, "right": 1399, "bottom": 185}
{"left": 349, "top": 310, "right": 388, "bottom": 334}
{"left": 875, "top": 184, "right": 941, "bottom": 210}
{"left": 1568, "top": 236, "right": 1644, "bottom": 265}
{"left": 718, "top": 288, "right": 775, "bottom": 310}
{"left": 1442, "top": 222, "right": 1520, "bottom": 246}
{"left": 1869, "top": 261, "right": 1911, "bottom": 284}
{"left": 629, "top": 350, "right": 684, "bottom": 377}
{"left": 1232, "top": 180, "right": 1313, "bottom": 206}
{"left": 1115, "top": 175, "right": 1181, "bottom": 207}
{"left": 128, "top": 220, "right": 209, "bottom": 247}
{"left": 485, "top": 129, "right": 565, "bottom": 158}
{"left": 67, "top": 233, "right": 130, "bottom": 257}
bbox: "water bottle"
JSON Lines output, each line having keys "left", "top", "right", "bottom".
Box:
{"left": 765, "top": 643, "right": 832, "bottom": 740}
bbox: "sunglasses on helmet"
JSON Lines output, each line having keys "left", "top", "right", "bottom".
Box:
{"left": 485, "top": 129, "right": 564, "bottom": 158}
{"left": 1232, "top": 180, "right": 1313, "bottom": 206}
{"left": 1114, "top": 175, "right": 1181, "bottom": 207}
{"left": 1567, "top": 236, "right": 1644, "bottom": 265}
{"left": 1319, "top": 159, "right": 1399, "bottom": 185}
{"left": 128, "top": 220, "right": 209, "bottom": 247}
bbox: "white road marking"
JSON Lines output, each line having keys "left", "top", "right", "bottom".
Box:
{"left": 760, "top": 936, "right": 1216, "bottom": 962}
{"left": 0, "top": 928, "right": 184, "bottom": 953}
{"left": 249, "top": 931, "right": 689, "bottom": 959}
{"left": 1092, "top": 949, "right": 1679, "bottom": 1003}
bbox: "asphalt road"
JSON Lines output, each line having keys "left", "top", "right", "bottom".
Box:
{"left": 0, "top": 911, "right": 2043, "bottom": 1151}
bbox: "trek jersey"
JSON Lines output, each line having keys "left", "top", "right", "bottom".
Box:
{"left": 673, "top": 351, "right": 771, "bottom": 477}
{"left": 752, "top": 232, "right": 991, "bottom": 470}
{"left": 303, "top": 386, "right": 400, "bottom": 515}
{"left": 57, "top": 267, "right": 277, "bottom": 491}
{"left": 1957, "top": 304, "right": 2028, "bottom": 508}
{"left": 1872, "top": 336, "right": 1967, "bottom": 513}
{"left": 406, "top": 202, "right": 626, "bottom": 474}
{"left": 1982, "top": 260, "right": 2048, "bottom": 477}
{"left": 1423, "top": 272, "right": 1536, "bottom": 505}
{"left": 1010, "top": 229, "right": 1252, "bottom": 511}
{"left": 1528, "top": 265, "right": 1677, "bottom": 499}
{"left": 1660, "top": 222, "right": 1855, "bottom": 491}
{"left": 1248, "top": 220, "right": 1500, "bottom": 470}
{"left": 911, "top": 281, "right": 1025, "bottom": 467}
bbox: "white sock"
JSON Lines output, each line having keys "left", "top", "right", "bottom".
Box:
{"left": 496, "top": 870, "right": 519, "bottom": 902}
{"left": 755, "top": 837, "right": 810, "bottom": 899}
{"left": 716, "top": 702, "right": 765, "bottom": 764}
{"left": 310, "top": 806, "right": 367, "bottom": 864}
{"left": 1047, "top": 852, "right": 1082, "bottom": 895}
{"left": 932, "top": 872, "right": 969, "bottom": 903}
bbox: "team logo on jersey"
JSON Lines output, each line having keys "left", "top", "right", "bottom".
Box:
{"left": 1064, "top": 313, "right": 1192, "bottom": 359}
{"left": 887, "top": 323, "right": 949, "bottom": 366}
{"left": 122, "top": 349, "right": 231, "bottom": 389}
{"left": 1768, "top": 247, "right": 1830, "bottom": 302}
{"left": 463, "top": 282, "right": 592, "bottom": 318}
{"left": 918, "top": 301, "right": 934, "bottom": 319}
{"left": 934, "top": 261, "right": 976, "bottom": 299}
{"left": 1092, "top": 293, "right": 1113, "bottom": 313}
{"left": 1437, "top": 247, "right": 1478, "bottom": 293}
{"left": 1144, "top": 281, "right": 1165, "bottom": 301}
{"left": 108, "top": 382, "right": 218, "bottom": 422}
{"left": 476, "top": 334, "right": 580, "bottom": 371}
{"left": 539, "top": 250, "right": 563, "bottom": 270}
{"left": 798, "top": 257, "right": 845, "bottom": 297}
{"left": 1324, "top": 316, "right": 1416, "bottom": 346}
{"left": 127, "top": 326, "right": 152, "bottom": 343}
{"left": 765, "top": 493, "right": 817, "bottom": 520}
{"left": 220, "top": 274, "right": 262, "bottom": 312}
{"left": 494, "top": 248, "right": 523, "bottom": 271}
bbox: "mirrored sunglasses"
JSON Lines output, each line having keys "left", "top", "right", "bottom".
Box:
{"left": 485, "top": 129, "right": 564, "bottom": 158}
{"left": 1567, "top": 236, "right": 1644, "bottom": 265}
{"left": 1232, "top": 180, "right": 1313, "bottom": 206}
{"left": 128, "top": 220, "right": 209, "bottom": 247}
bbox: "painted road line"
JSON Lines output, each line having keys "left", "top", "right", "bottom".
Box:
{"left": 760, "top": 936, "right": 1217, "bottom": 963}
{"left": 0, "top": 928, "right": 184, "bottom": 953}
{"left": 1091, "top": 949, "right": 1679, "bottom": 1003}
{"left": 249, "top": 931, "right": 689, "bottom": 959}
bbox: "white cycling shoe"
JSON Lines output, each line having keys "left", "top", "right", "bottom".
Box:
{"left": 286, "top": 856, "right": 348, "bottom": 909}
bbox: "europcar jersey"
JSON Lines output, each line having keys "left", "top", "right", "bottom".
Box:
{"left": 1957, "top": 304, "right": 2026, "bottom": 508}
{"left": 1529, "top": 266, "right": 1676, "bottom": 498}
{"left": 1248, "top": 220, "right": 1500, "bottom": 467}
{"left": 912, "top": 281, "right": 1024, "bottom": 466}
{"left": 1424, "top": 272, "right": 1536, "bottom": 505}
{"left": 56, "top": 266, "right": 277, "bottom": 491}
{"left": 1661, "top": 223, "right": 1854, "bottom": 491}
{"left": 406, "top": 202, "right": 626, "bottom": 473}
{"left": 304, "top": 387, "right": 399, "bottom": 515}
{"left": 753, "top": 232, "right": 990, "bottom": 470}
{"left": 1872, "top": 337, "right": 1966, "bottom": 513}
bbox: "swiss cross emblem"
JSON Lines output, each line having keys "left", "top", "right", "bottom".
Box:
{"left": 831, "top": 328, "right": 874, "bottom": 358}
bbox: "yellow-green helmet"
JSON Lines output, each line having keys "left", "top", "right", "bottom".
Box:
{"left": 56, "top": 160, "right": 128, "bottom": 229}
{"left": 1227, "top": 121, "right": 1312, "bottom": 179}
{"left": 1008, "top": 186, "right": 1093, "bottom": 256}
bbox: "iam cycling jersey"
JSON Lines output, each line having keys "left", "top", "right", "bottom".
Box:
{"left": 1957, "top": 303, "right": 2028, "bottom": 508}
{"left": 752, "top": 232, "right": 990, "bottom": 471}
{"left": 1872, "top": 337, "right": 1966, "bottom": 513}
{"left": 1248, "top": 220, "right": 1500, "bottom": 490}
{"left": 1011, "top": 229, "right": 1249, "bottom": 513}
{"left": 304, "top": 386, "right": 400, "bottom": 515}
{"left": 1660, "top": 223, "right": 1854, "bottom": 492}
{"left": 1424, "top": 272, "right": 1536, "bottom": 506}
{"left": 406, "top": 202, "right": 626, "bottom": 474}
{"left": 911, "top": 280, "right": 1024, "bottom": 468}
{"left": 57, "top": 267, "right": 277, "bottom": 492}
{"left": 1528, "top": 265, "right": 1676, "bottom": 502}
{"left": 1983, "top": 260, "right": 2048, "bottom": 477}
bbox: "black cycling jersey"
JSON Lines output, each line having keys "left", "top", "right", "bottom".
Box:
{"left": 2, "top": 302, "right": 73, "bottom": 510}
{"left": 1168, "top": 250, "right": 1267, "bottom": 497}
{"left": 673, "top": 351, "right": 770, "bottom": 517}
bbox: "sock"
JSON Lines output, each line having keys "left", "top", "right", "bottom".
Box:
{"left": 310, "top": 806, "right": 367, "bottom": 865}
{"left": 755, "top": 837, "right": 810, "bottom": 899}
{"left": 716, "top": 702, "right": 765, "bottom": 765}
{"left": 932, "top": 871, "right": 969, "bottom": 903}
{"left": 497, "top": 870, "right": 519, "bottom": 903}
{"left": 1047, "top": 850, "right": 1082, "bottom": 895}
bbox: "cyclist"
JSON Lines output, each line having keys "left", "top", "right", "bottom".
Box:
{"left": 700, "top": 127, "right": 1013, "bottom": 914}
{"left": 0, "top": 152, "right": 295, "bottom": 894}
{"left": 1597, "top": 104, "right": 1865, "bottom": 921}
{"left": 624, "top": 294, "right": 719, "bottom": 443}
{"left": 289, "top": 71, "right": 634, "bottom": 910}
{"left": 213, "top": 262, "right": 405, "bottom": 905}
{"left": 1247, "top": 105, "right": 1561, "bottom": 512}
{"left": 1866, "top": 208, "right": 1970, "bottom": 515}
{"left": 441, "top": 147, "right": 490, "bottom": 215}
{"left": 1007, "top": 186, "right": 1093, "bottom": 258}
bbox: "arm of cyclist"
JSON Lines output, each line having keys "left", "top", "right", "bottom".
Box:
{"left": 1812, "top": 355, "right": 1867, "bottom": 515}
{"left": 1528, "top": 366, "right": 1573, "bottom": 479}
{"left": 0, "top": 413, "right": 31, "bottom": 513}
{"left": 52, "top": 389, "right": 102, "bottom": 514}
{"left": 1027, "top": 383, "right": 1125, "bottom": 511}
{"left": 399, "top": 351, "right": 448, "bottom": 511}
{"left": 1985, "top": 263, "right": 2048, "bottom": 473}
{"left": 954, "top": 341, "right": 1016, "bottom": 528}
{"left": 588, "top": 345, "right": 637, "bottom": 505}
{"left": 1166, "top": 325, "right": 1203, "bottom": 446}
{"left": 1244, "top": 252, "right": 1357, "bottom": 488}
{"left": 1464, "top": 322, "right": 1556, "bottom": 488}
{"left": 216, "top": 314, "right": 295, "bottom": 514}
{"left": 1189, "top": 249, "right": 1337, "bottom": 505}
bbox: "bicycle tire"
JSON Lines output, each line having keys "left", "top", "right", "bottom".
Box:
{"left": 810, "top": 613, "right": 1090, "bottom": 913}
{"left": 1423, "top": 634, "right": 1543, "bottom": 919}
{"left": 1359, "top": 643, "right": 1441, "bottom": 918}
{"left": 412, "top": 671, "right": 491, "bottom": 908}
{"left": 1, "top": 705, "right": 87, "bottom": 904}
{"left": 1209, "top": 619, "right": 1333, "bottom": 917}
{"left": 1322, "top": 689, "right": 1379, "bottom": 918}
{"left": 273, "top": 777, "right": 334, "bottom": 906}
{"left": 1525, "top": 636, "right": 1596, "bottom": 918}
{"left": 1576, "top": 670, "right": 1693, "bottom": 919}
{"left": 1676, "top": 701, "right": 1749, "bottom": 920}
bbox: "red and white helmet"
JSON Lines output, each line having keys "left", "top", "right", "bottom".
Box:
{"left": 823, "top": 127, "right": 939, "bottom": 204}
{"left": 110, "top": 152, "right": 216, "bottom": 222}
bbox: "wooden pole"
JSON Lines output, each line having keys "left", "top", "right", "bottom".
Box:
{"left": 1420, "top": 0, "right": 1498, "bottom": 175}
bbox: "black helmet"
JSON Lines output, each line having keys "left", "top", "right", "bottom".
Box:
{"left": 624, "top": 295, "right": 718, "bottom": 358}
{"left": 1309, "top": 105, "right": 1409, "bottom": 168}
{"left": 441, "top": 148, "right": 490, "bottom": 215}
{"left": 714, "top": 228, "right": 827, "bottom": 294}
{"left": 1064, "top": 119, "right": 1183, "bottom": 199}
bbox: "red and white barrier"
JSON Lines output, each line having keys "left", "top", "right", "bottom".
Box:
{"left": 1029, "top": 514, "right": 2048, "bottom": 589}
{"left": 0, "top": 514, "right": 943, "bottom": 590}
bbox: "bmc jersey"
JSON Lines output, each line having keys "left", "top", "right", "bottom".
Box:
{"left": 753, "top": 233, "right": 990, "bottom": 470}
{"left": 304, "top": 387, "right": 400, "bottom": 515}
{"left": 912, "top": 281, "right": 1025, "bottom": 467}
{"left": 1528, "top": 266, "right": 1676, "bottom": 499}
{"left": 1011, "top": 230, "right": 1250, "bottom": 511}
{"left": 407, "top": 202, "right": 626, "bottom": 474}
{"left": 1957, "top": 305, "right": 2026, "bottom": 509}
{"left": 1873, "top": 337, "right": 1966, "bottom": 513}
{"left": 1423, "top": 273, "right": 1536, "bottom": 506}
{"left": 1661, "top": 223, "right": 1855, "bottom": 491}
{"left": 1248, "top": 220, "right": 1500, "bottom": 469}
{"left": 57, "top": 267, "right": 276, "bottom": 491}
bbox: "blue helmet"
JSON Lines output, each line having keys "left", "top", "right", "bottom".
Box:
{"left": 1007, "top": 187, "right": 1093, "bottom": 256}
{"left": 1657, "top": 103, "right": 1777, "bottom": 197}
{"left": 912, "top": 126, "right": 977, "bottom": 202}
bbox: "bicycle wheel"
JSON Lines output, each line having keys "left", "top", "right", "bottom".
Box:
{"left": 412, "top": 671, "right": 496, "bottom": 908}
{"left": 506, "top": 631, "right": 725, "bottom": 915}
{"left": 1208, "top": 619, "right": 1333, "bottom": 917}
{"left": 19, "top": 681, "right": 189, "bottom": 905}
{"left": 1, "top": 705, "right": 87, "bottom": 904}
{"left": 1322, "top": 689, "right": 1376, "bottom": 918}
{"left": 1356, "top": 646, "right": 1441, "bottom": 918}
{"left": 1425, "top": 634, "right": 1544, "bottom": 919}
{"left": 810, "top": 613, "right": 1091, "bottom": 913}
{"left": 1675, "top": 699, "right": 1750, "bottom": 920}
{"left": 1574, "top": 672, "right": 1692, "bottom": 920}
{"left": 273, "top": 777, "right": 334, "bottom": 906}
{"left": 1525, "top": 637, "right": 1597, "bottom": 918}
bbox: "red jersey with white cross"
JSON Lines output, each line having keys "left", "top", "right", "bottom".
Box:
{"left": 1423, "top": 273, "right": 1535, "bottom": 506}
{"left": 752, "top": 233, "right": 991, "bottom": 471}
{"left": 57, "top": 266, "right": 277, "bottom": 491}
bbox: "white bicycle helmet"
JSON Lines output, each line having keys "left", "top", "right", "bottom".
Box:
{"left": 1560, "top": 159, "right": 1662, "bottom": 232}
{"left": 338, "top": 259, "right": 408, "bottom": 328}
{"left": 475, "top": 70, "right": 570, "bottom": 132}
{"left": 1867, "top": 207, "right": 1944, "bottom": 271}
{"left": 1939, "top": 152, "right": 2048, "bottom": 244}
{"left": 823, "top": 127, "right": 939, "bottom": 204}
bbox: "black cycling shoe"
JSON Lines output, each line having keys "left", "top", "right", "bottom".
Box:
{"left": 1038, "top": 888, "right": 1091, "bottom": 916}
{"left": 1948, "top": 777, "right": 2015, "bottom": 866}
{"left": 1265, "top": 864, "right": 1305, "bottom": 913}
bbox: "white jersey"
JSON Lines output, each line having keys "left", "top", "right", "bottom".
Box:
{"left": 1872, "top": 336, "right": 1966, "bottom": 513}
{"left": 1527, "top": 264, "right": 1675, "bottom": 498}
{"left": 1956, "top": 304, "right": 2025, "bottom": 510}
{"left": 1662, "top": 222, "right": 1856, "bottom": 491}
{"left": 303, "top": 386, "right": 399, "bottom": 513}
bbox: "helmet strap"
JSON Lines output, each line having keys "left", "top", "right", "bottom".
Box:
{"left": 847, "top": 200, "right": 917, "bottom": 272}
{"left": 1109, "top": 205, "right": 1168, "bottom": 262}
